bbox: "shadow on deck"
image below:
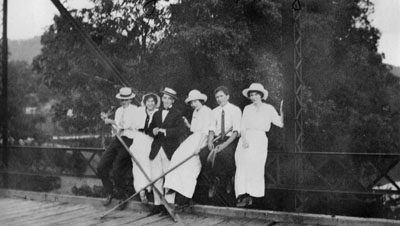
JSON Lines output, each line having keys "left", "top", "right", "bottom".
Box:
{"left": 1, "top": 189, "right": 399, "bottom": 226}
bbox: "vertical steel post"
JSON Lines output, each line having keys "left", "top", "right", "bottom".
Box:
{"left": 1, "top": 0, "right": 8, "bottom": 188}
{"left": 293, "top": 2, "right": 304, "bottom": 212}
{"left": 293, "top": 5, "right": 303, "bottom": 154}
{"left": 281, "top": 0, "right": 296, "bottom": 211}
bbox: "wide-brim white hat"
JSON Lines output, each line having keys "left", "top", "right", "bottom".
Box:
{"left": 141, "top": 92, "right": 161, "bottom": 108}
{"left": 242, "top": 83, "right": 268, "bottom": 100}
{"left": 185, "top": 89, "right": 207, "bottom": 104}
{"left": 116, "top": 87, "right": 136, "bottom": 99}
{"left": 160, "top": 87, "right": 178, "bottom": 100}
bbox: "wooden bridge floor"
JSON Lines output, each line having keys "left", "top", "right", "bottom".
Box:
{"left": 0, "top": 197, "right": 299, "bottom": 226}
{"left": 1, "top": 189, "right": 400, "bottom": 226}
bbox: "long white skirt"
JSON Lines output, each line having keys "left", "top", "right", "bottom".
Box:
{"left": 164, "top": 132, "right": 206, "bottom": 198}
{"left": 234, "top": 130, "right": 268, "bottom": 198}
{"left": 129, "top": 131, "right": 153, "bottom": 193}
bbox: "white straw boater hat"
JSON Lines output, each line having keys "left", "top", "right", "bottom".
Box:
{"left": 185, "top": 89, "right": 207, "bottom": 104}
{"left": 160, "top": 87, "right": 178, "bottom": 100}
{"left": 141, "top": 92, "right": 161, "bottom": 108}
{"left": 242, "top": 83, "right": 269, "bottom": 100}
{"left": 116, "top": 87, "right": 136, "bottom": 99}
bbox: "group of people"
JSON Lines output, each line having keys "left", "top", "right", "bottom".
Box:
{"left": 97, "top": 83, "right": 283, "bottom": 213}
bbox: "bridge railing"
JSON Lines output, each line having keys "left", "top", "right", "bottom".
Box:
{"left": 0, "top": 145, "right": 103, "bottom": 178}
{"left": 1, "top": 145, "right": 399, "bottom": 214}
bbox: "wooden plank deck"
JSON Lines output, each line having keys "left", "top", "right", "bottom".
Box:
{"left": 0, "top": 198, "right": 282, "bottom": 226}
{"left": 1, "top": 189, "right": 400, "bottom": 226}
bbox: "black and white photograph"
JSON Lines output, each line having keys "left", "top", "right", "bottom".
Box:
{"left": 0, "top": 0, "right": 400, "bottom": 225}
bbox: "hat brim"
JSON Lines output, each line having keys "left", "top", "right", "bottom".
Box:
{"left": 116, "top": 93, "right": 136, "bottom": 99}
{"left": 141, "top": 93, "right": 161, "bottom": 108}
{"left": 161, "top": 91, "right": 178, "bottom": 100}
{"left": 242, "top": 89, "right": 268, "bottom": 100}
{"left": 185, "top": 94, "right": 207, "bottom": 104}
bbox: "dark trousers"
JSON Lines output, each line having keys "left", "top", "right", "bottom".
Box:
{"left": 199, "top": 137, "right": 238, "bottom": 187}
{"left": 97, "top": 136, "right": 133, "bottom": 196}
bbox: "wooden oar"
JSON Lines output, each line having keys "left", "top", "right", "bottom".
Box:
{"left": 106, "top": 129, "right": 179, "bottom": 221}
{"left": 100, "top": 131, "right": 206, "bottom": 220}
{"left": 100, "top": 137, "right": 205, "bottom": 219}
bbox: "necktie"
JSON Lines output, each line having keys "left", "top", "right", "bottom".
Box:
{"left": 221, "top": 109, "right": 225, "bottom": 139}
{"left": 144, "top": 113, "right": 150, "bottom": 131}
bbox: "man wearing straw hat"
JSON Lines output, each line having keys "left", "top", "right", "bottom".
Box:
{"left": 148, "top": 87, "right": 185, "bottom": 214}
{"left": 98, "top": 87, "right": 138, "bottom": 210}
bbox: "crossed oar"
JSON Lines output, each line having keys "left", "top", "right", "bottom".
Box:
{"left": 100, "top": 130, "right": 207, "bottom": 221}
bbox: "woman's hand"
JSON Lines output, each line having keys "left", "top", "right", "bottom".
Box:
{"left": 182, "top": 116, "right": 191, "bottom": 129}
{"left": 279, "top": 100, "right": 284, "bottom": 126}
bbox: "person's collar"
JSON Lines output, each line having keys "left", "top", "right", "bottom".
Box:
{"left": 253, "top": 101, "right": 262, "bottom": 108}
{"left": 146, "top": 107, "right": 156, "bottom": 114}
{"left": 220, "top": 102, "right": 230, "bottom": 110}
{"left": 195, "top": 105, "right": 203, "bottom": 112}
{"left": 163, "top": 105, "right": 172, "bottom": 111}
{"left": 122, "top": 103, "right": 131, "bottom": 109}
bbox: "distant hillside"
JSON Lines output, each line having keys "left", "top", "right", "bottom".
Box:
{"left": 9, "top": 36, "right": 42, "bottom": 63}
{"left": 391, "top": 65, "right": 400, "bottom": 78}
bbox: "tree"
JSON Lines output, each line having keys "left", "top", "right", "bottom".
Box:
{"left": 0, "top": 61, "right": 50, "bottom": 141}
{"left": 33, "top": 0, "right": 170, "bottom": 133}
{"left": 301, "top": 0, "right": 400, "bottom": 154}
{"left": 33, "top": 0, "right": 284, "bottom": 134}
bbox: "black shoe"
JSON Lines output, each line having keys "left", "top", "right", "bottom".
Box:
{"left": 102, "top": 194, "right": 113, "bottom": 207}
{"left": 148, "top": 205, "right": 162, "bottom": 216}
{"left": 236, "top": 196, "right": 253, "bottom": 208}
{"left": 159, "top": 205, "right": 168, "bottom": 216}
{"left": 116, "top": 200, "right": 128, "bottom": 211}
{"left": 176, "top": 194, "right": 190, "bottom": 207}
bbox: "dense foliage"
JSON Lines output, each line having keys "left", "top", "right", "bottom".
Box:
{"left": 2, "top": 61, "right": 52, "bottom": 142}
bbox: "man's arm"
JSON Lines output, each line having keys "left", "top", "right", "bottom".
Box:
{"left": 164, "top": 112, "right": 185, "bottom": 138}
{"left": 215, "top": 131, "right": 238, "bottom": 152}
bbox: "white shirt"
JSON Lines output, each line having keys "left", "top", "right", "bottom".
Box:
{"left": 161, "top": 105, "right": 172, "bottom": 122}
{"left": 191, "top": 105, "right": 212, "bottom": 134}
{"left": 209, "top": 102, "right": 242, "bottom": 137}
{"left": 162, "top": 110, "right": 169, "bottom": 122}
{"left": 241, "top": 103, "right": 283, "bottom": 132}
{"left": 114, "top": 104, "right": 138, "bottom": 139}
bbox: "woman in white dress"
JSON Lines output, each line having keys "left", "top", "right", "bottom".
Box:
{"left": 129, "top": 93, "right": 160, "bottom": 203}
{"left": 164, "top": 89, "right": 212, "bottom": 205}
{"left": 235, "top": 83, "right": 283, "bottom": 207}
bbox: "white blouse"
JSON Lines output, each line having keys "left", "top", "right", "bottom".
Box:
{"left": 241, "top": 103, "right": 283, "bottom": 132}
{"left": 190, "top": 105, "right": 212, "bottom": 134}
{"left": 134, "top": 106, "right": 158, "bottom": 129}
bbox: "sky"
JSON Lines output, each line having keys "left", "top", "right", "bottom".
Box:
{"left": 3, "top": 0, "right": 400, "bottom": 66}
{"left": 370, "top": 0, "right": 400, "bottom": 67}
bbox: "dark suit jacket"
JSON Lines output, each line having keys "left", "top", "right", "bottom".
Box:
{"left": 148, "top": 107, "right": 184, "bottom": 160}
